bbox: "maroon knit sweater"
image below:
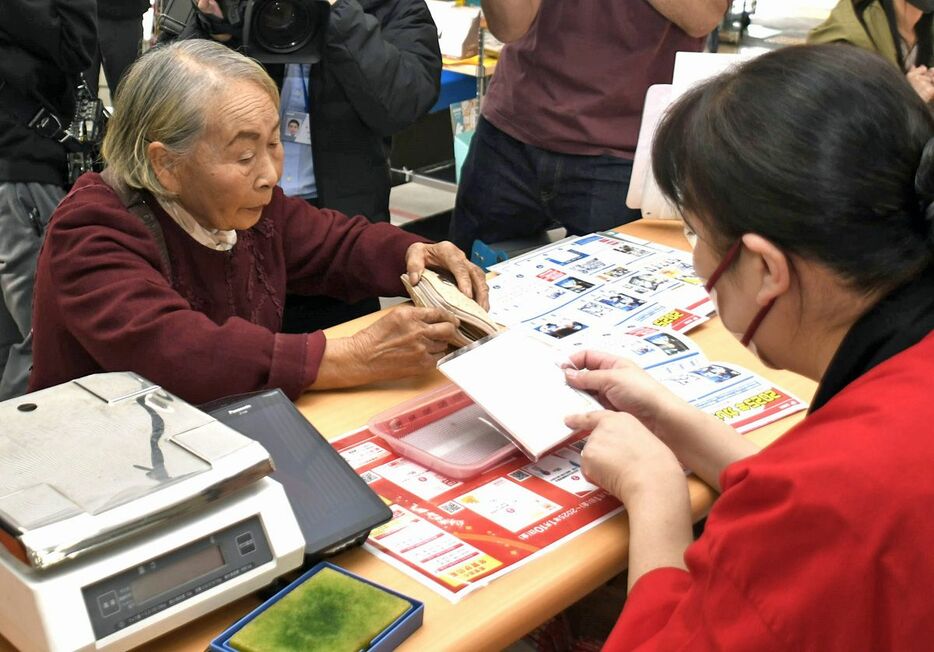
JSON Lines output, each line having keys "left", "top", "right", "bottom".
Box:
{"left": 29, "top": 173, "right": 425, "bottom": 403}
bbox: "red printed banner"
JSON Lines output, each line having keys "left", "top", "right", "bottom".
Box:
{"left": 334, "top": 428, "right": 623, "bottom": 602}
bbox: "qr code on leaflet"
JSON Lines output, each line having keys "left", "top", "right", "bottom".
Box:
{"left": 509, "top": 469, "right": 531, "bottom": 482}
{"left": 439, "top": 501, "right": 463, "bottom": 515}
{"left": 361, "top": 471, "right": 380, "bottom": 484}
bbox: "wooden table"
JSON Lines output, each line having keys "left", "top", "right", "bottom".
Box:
{"left": 0, "top": 220, "right": 817, "bottom": 651}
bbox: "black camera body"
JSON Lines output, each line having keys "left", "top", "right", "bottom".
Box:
{"left": 242, "top": 0, "right": 329, "bottom": 63}
{"left": 216, "top": 0, "right": 244, "bottom": 24}
{"left": 158, "top": 0, "right": 329, "bottom": 64}
{"left": 66, "top": 78, "right": 109, "bottom": 184}
{"left": 157, "top": 0, "right": 196, "bottom": 35}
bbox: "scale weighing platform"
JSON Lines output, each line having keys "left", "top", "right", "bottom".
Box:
{"left": 0, "top": 374, "right": 305, "bottom": 651}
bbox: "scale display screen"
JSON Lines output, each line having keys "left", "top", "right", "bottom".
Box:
{"left": 130, "top": 544, "right": 226, "bottom": 604}
{"left": 82, "top": 515, "right": 271, "bottom": 640}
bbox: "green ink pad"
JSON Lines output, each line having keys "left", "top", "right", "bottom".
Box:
{"left": 229, "top": 567, "right": 411, "bottom": 652}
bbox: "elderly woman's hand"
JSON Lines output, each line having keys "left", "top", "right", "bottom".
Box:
{"left": 312, "top": 306, "right": 460, "bottom": 389}
{"left": 406, "top": 242, "right": 490, "bottom": 310}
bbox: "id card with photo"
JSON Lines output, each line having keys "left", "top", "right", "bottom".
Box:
{"left": 282, "top": 110, "right": 311, "bottom": 144}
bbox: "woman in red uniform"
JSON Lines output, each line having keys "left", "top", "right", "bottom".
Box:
{"left": 565, "top": 44, "right": 934, "bottom": 650}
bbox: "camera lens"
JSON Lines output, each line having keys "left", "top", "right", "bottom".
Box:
{"left": 253, "top": 0, "right": 315, "bottom": 53}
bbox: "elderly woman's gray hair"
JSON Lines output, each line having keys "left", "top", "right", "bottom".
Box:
{"left": 102, "top": 39, "right": 279, "bottom": 200}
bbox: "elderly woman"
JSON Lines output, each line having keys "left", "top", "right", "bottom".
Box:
{"left": 809, "top": 0, "right": 934, "bottom": 101}
{"left": 564, "top": 45, "right": 934, "bottom": 648}
{"left": 28, "top": 40, "right": 487, "bottom": 404}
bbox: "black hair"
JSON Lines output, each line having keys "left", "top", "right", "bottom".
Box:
{"left": 653, "top": 44, "right": 934, "bottom": 293}
{"left": 287, "top": 118, "right": 300, "bottom": 127}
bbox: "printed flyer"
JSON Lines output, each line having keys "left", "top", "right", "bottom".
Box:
{"left": 487, "top": 232, "right": 713, "bottom": 334}
{"left": 557, "top": 324, "right": 808, "bottom": 432}
{"left": 334, "top": 429, "right": 623, "bottom": 602}
{"left": 485, "top": 232, "right": 808, "bottom": 432}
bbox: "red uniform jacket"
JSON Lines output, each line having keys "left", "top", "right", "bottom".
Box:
{"left": 29, "top": 173, "right": 425, "bottom": 404}
{"left": 607, "top": 331, "right": 934, "bottom": 651}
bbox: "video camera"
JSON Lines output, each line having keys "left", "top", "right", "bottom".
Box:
{"left": 66, "top": 77, "right": 110, "bottom": 185}
{"left": 158, "top": 0, "right": 328, "bottom": 63}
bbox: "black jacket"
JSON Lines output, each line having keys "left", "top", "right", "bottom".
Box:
{"left": 0, "top": 0, "right": 98, "bottom": 185}
{"left": 183, "top": 0, "right": 441, "bottom": 222}
{"left": 309, "top": 0, "right": 440, "bottom": 221}
{"left": 98, "top": 0, "right": 151, "bottom": 21}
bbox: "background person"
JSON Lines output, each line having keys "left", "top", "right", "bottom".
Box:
{"left": 188, "top": 0, "right": 442, "bottom": 332}
{"left": 564, "top": 44, "right": 934, "bottom": 648}
{"left": 85, "top": 0, "right": 151, "bottom": 98}
{"left": 29, "top": 40, "right": 487, "bottom": 405}
{"left": 0, "top": 0, "right": 97, "bottom": 400}
{"left": 449, "top": 0, "right": 728, "bottom": 254}
{"left": 809, "top": 0, "right": 934, "bottom": 102}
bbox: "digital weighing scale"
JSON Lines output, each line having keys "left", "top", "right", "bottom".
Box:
{"left": 0, "top": 374, "right": 305, "bottom": 651}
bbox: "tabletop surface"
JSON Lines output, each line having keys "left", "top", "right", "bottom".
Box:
{"left": 0, "top": 220, "right": 818, "bottom": 652}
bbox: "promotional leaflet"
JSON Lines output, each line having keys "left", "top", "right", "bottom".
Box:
{"left": 333, "top": 428, "right": 622, "bottom": 602}
{"left": 487, "top": 232, "right": 713, "bottom": 335}
{"left": 480, "top": 231, "right": 807, "bottom": 432}
{"left": 558, "top": 324, "right": 807, "bottom": 432}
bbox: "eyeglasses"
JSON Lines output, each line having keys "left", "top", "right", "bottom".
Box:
{"left": 682, "top": 223, "right": 698, "bottom": 249}
{"left": 702, "top": 237, "right": 775, "bottom": 347}
{"left": 703, "top": 239, "right": 743, "bottom": 293}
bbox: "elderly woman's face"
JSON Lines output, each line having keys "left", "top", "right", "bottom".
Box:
{"left": 172, "top": 81, "right": 283, "bottom": 231}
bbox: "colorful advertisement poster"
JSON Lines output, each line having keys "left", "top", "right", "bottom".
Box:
{"left": 488, "top": 232, "right": 712, "bottom": 335}
{"left": 335, "top": 429, "right": 623, "bottom": 602}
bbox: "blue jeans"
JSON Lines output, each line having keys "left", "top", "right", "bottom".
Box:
{"left": 450, "top": 117, "right": 642, "bottom": 252}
